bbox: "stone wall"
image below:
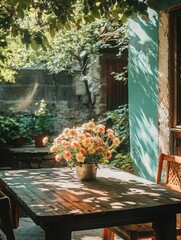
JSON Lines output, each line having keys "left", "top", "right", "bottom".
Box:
{"left": 0, "top": 67, "right": 106, "bottom": 132}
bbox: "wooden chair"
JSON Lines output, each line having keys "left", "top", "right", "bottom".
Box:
{"left": 103, "top": 153, "right": 181, "bottom": 240}
{"left": 0, "top": 191, "right": 16, "bottom": 240}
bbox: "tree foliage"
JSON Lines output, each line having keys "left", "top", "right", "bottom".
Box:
{"left": 0, "top": 0, "right": 150, "bottom": 82}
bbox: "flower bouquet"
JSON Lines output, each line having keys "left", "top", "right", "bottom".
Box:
{"left": 45, "top": 120, "right": 120, "bottom": 168}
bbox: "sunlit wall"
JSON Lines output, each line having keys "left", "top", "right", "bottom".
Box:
{"left": 128, "top": 0, "right": 181, "bottom": 181}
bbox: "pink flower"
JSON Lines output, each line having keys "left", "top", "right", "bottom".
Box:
{"left": 55, "top": 154, "right": 62, "bottom": 162}
{"left": 42, "top": 136, "right": 48, "bottom": 145}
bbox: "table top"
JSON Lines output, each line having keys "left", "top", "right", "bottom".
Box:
{"left": 0, "top": 166, "right": 181, "bottom": 230}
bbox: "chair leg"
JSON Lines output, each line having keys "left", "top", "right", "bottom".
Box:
{"left": 0, "top": 208, "right": 16, "bottom": 240}
{"left": 102, "top": 228, "right": 115, "bottom": 240}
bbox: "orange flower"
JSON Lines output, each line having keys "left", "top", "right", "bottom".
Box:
{"left": 108, "top": 133, "right": 115, "bottom": 139}
{"left": 50, "top": 146, "right": 59, "bottom": 153}
{"left": 113, "top": 138, "right": 120, "bottom": 146}
{"left": 88, "top": 121, "right": 95, "bottom": 129}
{"left": 98, "top": 146, "right": 104, "bottom": 152}
{"left": 76, "top": 153, "right": 85, "bottom": 162}
{"left": 70, "top": 128, "right": 77, "bottom": 137}
{"left": 82, "top": 138, "right": 91, "bottom": 148}
{"left": 88, "top": 147, "right": 95, "bottom": 154}
{"left": 106, "top": 152, "right": 112, "bottom": 159}
{"left": 79, "top": 148, "right": 86, "bottom": 155}
{"left": 54, "top": 136, "right": 62, "bottom": 144}
{"left": 85, "top": 132, "right": 92, "bottom": 138}
{"left": 93, "top": 138, "right": 100, "bottom": 147}
{"left": 96, "top": 124, "right": 105, "bottom": 134}
{"left": 61, "top": 140, "right": 70, "bottom": 149}
{"left": 107, "top": 128, "right": 114, "bottom": 134}
{"left": 77, "top": 134, "right": 85, "bottom": 141}
{"left": 63, "top": 151, "right": 72, "bottom": 161}
{"left": 63, "top": 128, "right": 70, "bottom": 135}
{"left": 50, "top": 120, "right": 121, "bottom": 168}
{"left": 71, "top": 141, "right": 80, "bottom": 148}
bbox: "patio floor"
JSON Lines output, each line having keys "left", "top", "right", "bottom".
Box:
{"left": 0, "top": 217, "right": 124, "bottom": 240}
{"left": 0, "top": 217, "right": 157, "bottom": 240}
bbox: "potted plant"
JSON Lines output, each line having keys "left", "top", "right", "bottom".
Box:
{"left": 33, "top": 99, "right": 56, "bottom": 147}
{"left": 0, "top": 115, "right": 18, "bottom": 147}
{"left": 45, "top": 120, "right": 120, "bottom": 180}
{"left": 11, "top": 113, "right": 34, "bottom": 147}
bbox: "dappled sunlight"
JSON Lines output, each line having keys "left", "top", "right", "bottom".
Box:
{"left": 16, "top": 82, "right": 39, "bottom": 110}
{"left": 1, "top": 166, "right": 180, "bottom": 218}
{"left": 128, "top": 11, "right": 159, "bottom": 181}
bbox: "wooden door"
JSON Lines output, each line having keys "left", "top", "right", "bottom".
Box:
{"left": 106, "top": 52, "right": 128, "bottom": 110}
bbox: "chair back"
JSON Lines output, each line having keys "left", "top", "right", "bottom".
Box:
{"left": 0, "top": 191, "right": 16, "bottom": 240}
{"left": 156, "top": 153, "right": 181, "bottom": 192}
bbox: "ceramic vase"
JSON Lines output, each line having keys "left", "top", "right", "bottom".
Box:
{"left": 76, "top": 164, "right": 97, "bottom": 181}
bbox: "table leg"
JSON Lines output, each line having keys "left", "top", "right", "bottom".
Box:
{"left": 44, "top": 227, "right": 72, "bottom": 240}
{"left": 102, "top": 228, "right": 115, "bottom": 240}
{"left": 152, "top": 214, "right": 176, "bottom": 240}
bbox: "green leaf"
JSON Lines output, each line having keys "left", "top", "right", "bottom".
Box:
{"left": 22, "top": 29, "right": 31, "bottom": 44}
{"left": 34, "top": 33, "right": 42, "bottom": 45}
{"left": 31, "top": 39, "right": 39, "bottom": 51}
{"left": 17, "top": 7, "right": 24, "bottom": 19}
{"left": 92, "top": 7, "right": 100, "bottom": 19}
{"left": 42, "top": 35, "right": 52, "bottom": 49}
{"left": 65, "top": 22, "right": 71, "bottom": 30}
{"left": 49, "top": 27, "right": 56, "bottom": 37}
{"left": 11, "top": 27, "right": 19, "bottom": 37}
{"left": 83, "top": 6, "right": 89, "bottom": 15}
{"left": 41, "top": 42, "right": 47, "bottom": 51}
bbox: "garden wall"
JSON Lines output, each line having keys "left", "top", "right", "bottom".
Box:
{"left": 0, "top": 67, "right": 106, "bottom": 133}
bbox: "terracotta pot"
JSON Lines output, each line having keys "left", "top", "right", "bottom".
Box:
{"left": 34, "top": 135, "right": 46, "bottom": 148}
{"left": 76, "top": 164, "right": 97, "bottom": 181}
{"left": 12, "top": 137, "right": 25, "bottom": 148}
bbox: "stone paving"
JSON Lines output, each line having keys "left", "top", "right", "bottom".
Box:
{"left": 0, "top": 217, "right": 123, "bottom": 240}
{"left": 0, "top": 217, "right": 156, "bottom": 240}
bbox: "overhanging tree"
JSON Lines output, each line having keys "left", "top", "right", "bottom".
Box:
{"left": 0, "top": 0, "right": 151, "bottom": 82}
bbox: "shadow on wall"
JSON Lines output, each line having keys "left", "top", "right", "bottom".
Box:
{"left": 0, "top": 68, "right": 90, "bottom": 133}
{"left": 128, "top": 9, "right": 159, "bottom": 181}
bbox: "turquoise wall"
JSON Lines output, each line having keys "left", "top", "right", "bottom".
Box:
{"left": 128, "top": 0, "right": 181, "bottom": 181}
{"left": 128, "top": 9, "right": 159, "bottom": 181}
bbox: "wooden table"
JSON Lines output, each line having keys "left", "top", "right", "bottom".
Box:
{"left": 0, "top": 166, "right": 181, "bottom": 240}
